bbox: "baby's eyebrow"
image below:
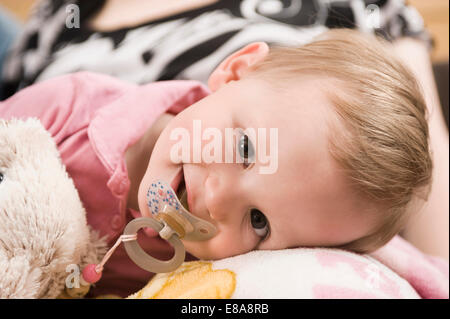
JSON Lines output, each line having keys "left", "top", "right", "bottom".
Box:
{"left": 231, "top": 105, "right": 264, "bottom": 130}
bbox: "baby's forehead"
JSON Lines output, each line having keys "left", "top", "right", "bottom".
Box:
{"left": 252, "top": 77, "right": 339, "bottom": 122}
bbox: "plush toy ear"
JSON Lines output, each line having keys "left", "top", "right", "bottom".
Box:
{"left": 0, "top": 118, "right": 108, "bottom": 299}
{"left": 0, "top": 119, "right": 38, "bottom": 298}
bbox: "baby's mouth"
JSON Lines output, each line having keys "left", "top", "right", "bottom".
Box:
{"left": 176, "top": 173, "right": 189, "bottom": 211}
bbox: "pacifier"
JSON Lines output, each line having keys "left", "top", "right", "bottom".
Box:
{"left": 122, "top": 179, "right": 217, "bottom": 273}
{"left": 80, "top": 179, "right": 217, "bottom": 288}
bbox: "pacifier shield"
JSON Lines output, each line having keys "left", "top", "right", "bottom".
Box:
{"left": 147, "top": 180, "right": 217, "bottom": 241}
{"left": 147, "top": 180, "right": 181, "bottom": 217}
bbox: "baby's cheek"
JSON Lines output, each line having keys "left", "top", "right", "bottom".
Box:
{"left": 137, "top": 188, "right": 150, "bottom": 217}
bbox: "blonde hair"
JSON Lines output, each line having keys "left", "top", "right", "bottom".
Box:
{"left": 246, "top": 29, "right": 433, "bottom": 253}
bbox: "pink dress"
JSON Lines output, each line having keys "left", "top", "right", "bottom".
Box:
{"left": 0, "top": 72, "right": 210, "bottom": 297}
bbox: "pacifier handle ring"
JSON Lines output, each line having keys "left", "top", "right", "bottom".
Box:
{"left": 123, "top": 217, "right": 186, "bottom": 273}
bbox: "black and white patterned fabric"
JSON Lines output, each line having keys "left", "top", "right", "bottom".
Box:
{"left": 1, "top": 0, "right": 431, "bottom": 100}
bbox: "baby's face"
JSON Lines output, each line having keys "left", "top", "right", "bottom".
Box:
{"left": 138, "top": 77, "right": 377, "bottom": 260}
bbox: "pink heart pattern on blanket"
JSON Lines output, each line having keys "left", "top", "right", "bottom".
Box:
{"left": 369, "top": 236, "right": 449, "bottom": 299}
{"left": 308, "top": 235, "right": 448, "bottom": 299}
{"left": 314, "top": 251, "right": 403, "bottom": 298}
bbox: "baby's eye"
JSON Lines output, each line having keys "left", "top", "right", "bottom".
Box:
{"left": 250, "top": 208, "right": 269, "bottom": 239}
{"left": 238, "top": 131, "right": 255, "bottom": 168}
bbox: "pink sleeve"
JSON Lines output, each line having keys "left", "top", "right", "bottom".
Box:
{"left": 0, "top": 72, "right": 135, "bottom": 144}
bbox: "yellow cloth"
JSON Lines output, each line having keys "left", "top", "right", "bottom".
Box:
{"left": 127, "top": 261, "right": 236, "bottom": 299}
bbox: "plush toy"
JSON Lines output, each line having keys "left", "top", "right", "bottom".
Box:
{"left": 0, "top": 118, "right": 107, "bottom": 298}
{"left": 1, "top": 118, "right": 448, "bottom": 299}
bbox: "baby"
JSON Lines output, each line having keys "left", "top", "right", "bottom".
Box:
{"left": 132, "top": 29, "right": 432, "bottom": 259}
{"left": 0, "top": 29, "right": 432, "bottom": 295}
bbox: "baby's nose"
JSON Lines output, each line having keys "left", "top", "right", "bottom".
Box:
{"left": 203, "top": 172, "right": 244, "bottom": 222}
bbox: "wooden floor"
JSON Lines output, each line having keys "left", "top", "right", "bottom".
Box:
{"left": 0, "top": 0, "right": 35, "bottom": 21}
{"left": 0, "top": 0, "right": 448, "bottom": 62}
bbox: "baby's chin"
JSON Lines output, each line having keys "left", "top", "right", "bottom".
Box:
{"left": 183, "top": 242, "right": 216, "bottom": 260}
{"left": 182, "top": 240, "right": 250, "bottom": 261}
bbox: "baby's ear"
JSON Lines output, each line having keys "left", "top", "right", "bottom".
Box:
{"left": 208, "top": 42, "right": 269, "bottom": 92}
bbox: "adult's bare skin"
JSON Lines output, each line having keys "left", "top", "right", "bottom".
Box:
{"left": 392, "top": 38, "right": 449, "bottom": 261}
{"left": 88, "top": 0, "right": 219, "bottom": 32}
